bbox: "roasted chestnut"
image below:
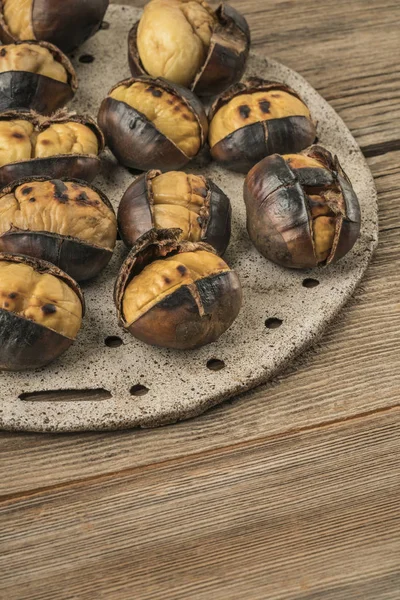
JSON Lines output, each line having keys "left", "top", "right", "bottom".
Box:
{"left": 0, "top": 253, "right": 84, "bottom": 371}
{"left": 244, "top": 146, "right": 361, "bottom": 269}
{"left": 118, "top": 170, "right": 231, "bottom": 255}
{"left": 0, "top": 0, "right": 109, "bottom": 53}
{"left": 0, "top": 110, "right": 104, "bottom": 188}
{"left": 0, "top": 177, "right": 117, "bottom": 281}
{"left": 209, "top": 78, "right": 317, "bottom": 173}
{"left": 128, "top": 0, "right": 250, "bottom": 97}
{"left": 98, "top": 76, "right": 208, "bottom": 171}
{"left": 0, "top": 41, "right": 77, "bottom": 114}
{"left": 115, "top": 229, "right": 242, "bottom": 349}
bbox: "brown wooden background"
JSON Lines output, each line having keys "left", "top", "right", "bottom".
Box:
{"left": 1, "top": 1, "right": 400, "bottom": 598}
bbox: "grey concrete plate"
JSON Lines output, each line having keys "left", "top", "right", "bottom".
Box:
{"left": 0, "top": 5, "right": 378, "bottom": 432}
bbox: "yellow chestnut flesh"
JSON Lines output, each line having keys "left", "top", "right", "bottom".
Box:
{"left": 0, "top": 180, "right": 117, "bottom": 250}
{"left": 137, "top": 0, "right": 215, "bottom": 88}
{"left": 2, "top": 0, "right": 34, "bottom": 40}
{"left": 0, "top": 260, "right": 82, "bottom": 339}
{"left": 122, "top": 250, "right": 229, "bottom": 326}
{"left": 0, "top": 119, "right": 99, "bottom": 166}
{"left": 110, "top": 81, "right": 201, "bottom": 157}
{"left": 283, "top": 153, "right": 338, "bottom": 263}
{"left": 209, "top": 90, "right": 311, "bottom": 147}
{"left": 151, "top": 171, "right": 207, "bottom": 241}
{"left": 0, "top": 43, "right": 68, "bottom": 83}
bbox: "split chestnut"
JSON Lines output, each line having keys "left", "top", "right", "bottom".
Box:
{"left": 118, "top": 170, "right": 231, "bottom": 255}
{"left": 115, "top": 230, "right": 242, "bottom": 350}
{"left": 243, "top": 146, "right": 361, "bottom": 269}
{"left": 0, "top": 253, "right": 84, "bottom": 371}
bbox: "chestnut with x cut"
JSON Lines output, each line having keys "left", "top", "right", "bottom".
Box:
{"left": 115, "top": 229, "right": 242, "bottom": 350}
{"left": 98, "top": 76, "right": 208, "bottom": 171}
{"left": 0, "top": 41, "right": 77, "bottom": 114}
{"left": 244, "top": 145, "right": 361, "bottom": 269}
{"left": 0, "top": 0, "right": 109, "bottom": 53}
{"left": 0, "top": 253, "right": 84, "bottom": 371}
{"left": 118, "top": 170, "right": 231, "bottom": 255}
{"left": 0, "top": 110, "right": 104, "bottom": 188}
{"left": 128, "top": 0, "right": 250, "bottom": 97}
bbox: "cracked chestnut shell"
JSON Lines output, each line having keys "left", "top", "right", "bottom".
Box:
{"left": 128, "top": 1, "right": 250, "bottom": 97}
{"left": 243, "top": 145, "right": 361, "bottom": 269}
{"left": 98, "top": 76, "right": 208, "bottom": 171}
{"left": 0, "top": 0, "right": 109, "bottom": 53}
{"left": 0, "top": 110, "right": 104, "bottom": 188}
{"left": 114, "top": 229, "right": 242, "bottom": 349}
{"left": 0, "top": 252, "right": 84, "bottom": 371}
{"left": 0, "top": 41, "right": 77, "bottom": 114}
{"left": 0, "top": 176, "right": 117, "bottom": 281}
{"left": 118, "top": 170, "right": 231, "bottom": 255}
{"left": 209, "top": 78, "right": 317, "bottom": 173}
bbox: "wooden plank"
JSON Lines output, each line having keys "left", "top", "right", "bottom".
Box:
{"left": 2, "top": 148, "right": 398, "bottom": 496}
{"left": 1, "top": 410, "right": 399, "bottom": 599}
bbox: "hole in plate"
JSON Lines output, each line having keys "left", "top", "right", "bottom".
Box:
{"left": 130, "top": 384, "right": 149, "bottom": 397}
{"left": 100, "top": 21, "right": 110, "bottom": 30}
{"left": 207, "top": 359, "right": 226, "bottom": 371}
{"left": 303, "top": 278, "right": 320, "bottom": 288}
{"left": 265, "top": 317, "right": 283, "bottom": 329}
{"left": 105, "top": 336, "right": 123, "bottom": 348}
{"left": 19, "top": 388, "right": 111, "bottom": 402}
{"left": 79, "top": 54, "right": 95, "bottom": 63}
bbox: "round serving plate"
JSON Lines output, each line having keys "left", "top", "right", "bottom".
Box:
{"left": 0, "top": 5, "right": 378, "bottom": 432}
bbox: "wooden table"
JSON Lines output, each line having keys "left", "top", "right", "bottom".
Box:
{"left": 1, "top": 1, "right": 400, "bottom": 598}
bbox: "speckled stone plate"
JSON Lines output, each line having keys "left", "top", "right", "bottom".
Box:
{"left": 0, "top": 5, "right": 378, "bottom": 432}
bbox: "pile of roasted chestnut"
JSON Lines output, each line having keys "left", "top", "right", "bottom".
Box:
{"left": 0, "top": 0, "right": 361, "bottom": 371}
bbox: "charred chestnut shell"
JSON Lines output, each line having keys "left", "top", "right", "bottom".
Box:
{"left": 118, "top": 170, "right": 231, "bottom": 255}
{"left": 0, "top": 41, "right": 77, "bottom": 115}
{"left": 128, "top": 3, "right": 250, "bottom": 98}
{"left": 98, "top": 76, "right": 208, "bottom": 172}
{"left": 0, "top": 176, "right": 117, "bottom": 281}
{"left": 0, "top": 110, "right": 104, "bottom": 188}
{"left": 114, "top": 229, "right": 242, "bottom": 350}
{"left": 0, "top": 0, "right": 109, "bottom": 53}
{"left": 0, "top": 252, "right": 84, "bottom": 371}
{"left": 209, "top": 78, "right": 317, "bottom": 173}
{"left": 244, "top": 145, "right": 361, "bottom": 269}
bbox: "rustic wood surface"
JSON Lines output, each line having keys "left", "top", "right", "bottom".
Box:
{"left": 1, "top": 0, "right": 400, "bottom": 598}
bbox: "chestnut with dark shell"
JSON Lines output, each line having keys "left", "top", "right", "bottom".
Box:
{"left": 209, "top": 78, "right": 317, "bottom": 174}
{"left": 97, "top": 76, "right": 208, "bottom": 172}
{"left": 0, "top": 41, "right": 77, "bottom": 115}
{"left": 0, "top": 110, "right": 104, "bottom": 188}
{"left": 114, "top": 229, "right": 242, "bottom": 350}
{"left": 128, "top": 3, "right": 250, "bottom": 98}
{"left": 0, "top": 176, "right": 117, "bottom": 281}
{"left": 118, "top": 170, "right": 231, "bottom": 255}
{"left": 0, "top": 253, "right": 85, "bottom": 371}
{"left": 0, "top": 0, "right": 109, "bottom": 53}
{"left": 244, "top": 145, "right": 361, "bottom": 269}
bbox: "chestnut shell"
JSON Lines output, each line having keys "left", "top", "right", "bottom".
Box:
{"left": 0, "top": 252, "right": 85, "bottom": 371}
{"left": 0, "top": 176, "right": 116, "bottom": 281}
{"left": 0, "top": 41, "right": 77, "bottom": 115}
{"left": 0, "top": 0, "right": 109, "bottom": 53}
{"left": 128, "top": 3, "right": 250, "bottom": 98}
{"left": 117, "top": 170, "right": 231, "bottom": 255}
{"left": 209, "top": 78, "right": 317, "bottom": 173}
{"left": 98, "top": 76, "right": 208, "bottom": 172}
{"left": 243, "top": 145, "right": 362, "bottom": 269}
{"left": 0, "top": 110, "right": 104, "bottom": 189}
{"left": 114, "top": 229, "right": 242, "bottom": 350}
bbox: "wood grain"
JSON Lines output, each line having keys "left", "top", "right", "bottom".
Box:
{"left": 1, "top": 1, "right": 400, "bottom": 597}
{"left": 1, "top": 411, "right": 400, "bottom": 599}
